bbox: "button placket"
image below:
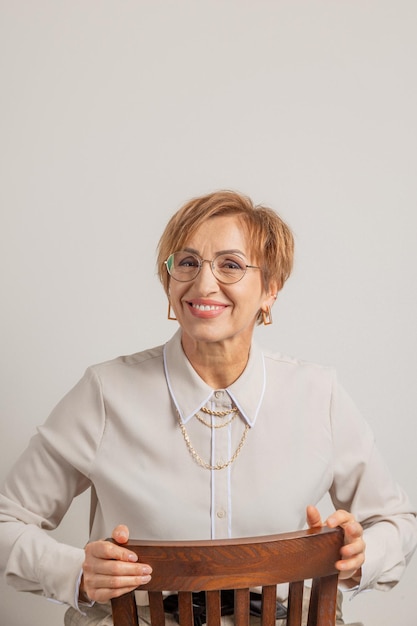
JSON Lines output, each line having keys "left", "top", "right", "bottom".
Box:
{"left": 210, "top": 391, "right": 232, "bottom": 538}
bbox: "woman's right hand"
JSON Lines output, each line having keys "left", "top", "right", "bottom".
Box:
{"left": 80, "top": 525, "right": 152, "bottom": 604}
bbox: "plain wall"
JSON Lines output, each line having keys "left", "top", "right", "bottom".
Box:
{"left": 1, "top": 2, "right": 416, "bottom": 624}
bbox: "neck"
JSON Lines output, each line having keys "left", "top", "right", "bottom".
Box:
{"left": 181, "top": 335, "right": 251, "bottom": 389}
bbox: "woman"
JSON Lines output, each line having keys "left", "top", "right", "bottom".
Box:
{"left": 0, "top": 190, "right": 416, "bottom": 626}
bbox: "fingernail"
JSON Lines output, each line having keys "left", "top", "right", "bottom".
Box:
{"left": 142, "top": 566, "right": 152, "bottom": 574}
{"left": 118, "top": 531, "right": 128, "bottom": 540}
{"left": 128, "top": 553, "right": 138, "bottom": 562}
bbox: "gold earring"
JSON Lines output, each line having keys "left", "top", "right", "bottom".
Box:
{"left": 167, "top": 301, "right": 177, "bottom": 321}
{"left": 262, "top": 306, "right": 273, "bottom": 326}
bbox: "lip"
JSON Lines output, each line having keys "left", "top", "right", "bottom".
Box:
{"left": 186, "top": 299, "right": 228, "bottom": 318}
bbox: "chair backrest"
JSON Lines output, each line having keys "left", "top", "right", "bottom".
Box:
{"left": 110, "top": 526, "right": 343, "bottom": 626}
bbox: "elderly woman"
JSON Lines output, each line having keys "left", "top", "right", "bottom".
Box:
{"left": 0, "top": 190, "right": 416, "bottom": 626}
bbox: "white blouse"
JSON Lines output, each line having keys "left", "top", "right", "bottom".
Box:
{"left": 0, "top": 329, "right": 416, "bottom": 610}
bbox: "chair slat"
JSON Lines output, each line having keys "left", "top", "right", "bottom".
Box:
{"left": 178, "top": 591, "right": 195, "bottom": 626}
{"left": 205, "top": 589, "right": 221, "bottom": 626}
{"left": 111, "top": 590, "right": 139, "bottom": 626}
{"left": 234, "top": 587, "right": 250, "bottom": 626}
{"left": 307, "top": 575, "right": 339, "bottom": 626}
{"left": 261, "top": 584, "right": 278, "bottom": 626}
{"left": 286, "top": 580, "right": 304, "bottom": 626}
{"left": 148, "top": 591, "right": 165, "bottom": 626}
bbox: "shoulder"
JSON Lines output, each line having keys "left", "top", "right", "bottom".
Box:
{"left": 84, "top": 344, "right": 165, "bottom": 387}
{"left": 259, "top": 347, "right": 339, "bottom": 406}
{"left": 262, "top": 347, "right": 335, "bottom": 379}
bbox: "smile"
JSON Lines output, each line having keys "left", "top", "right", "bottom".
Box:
{"left": 191, "top": 303, "right": 223, "bottom": 311}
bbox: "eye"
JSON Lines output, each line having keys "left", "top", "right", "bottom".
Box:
{"left": 217, "top": 255, "right": 245, "bottom": 271}
{"left": 177, "top": 253, "right": 200, "bottom": 268}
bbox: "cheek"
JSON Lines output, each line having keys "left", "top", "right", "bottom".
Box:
{"left": 234, "top": 292, "right": 265, "bottom": 316}
{"left": 169, "top": 283, "right": 189, "bottom": 305}
{"left": 238, "top": 282, "right": 265, "bottom": 304}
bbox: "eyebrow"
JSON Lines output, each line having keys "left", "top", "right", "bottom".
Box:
{"left": 183, "top": 247, "right": 249, "bottom": 259}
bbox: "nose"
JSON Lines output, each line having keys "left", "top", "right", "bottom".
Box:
{"left": 194, "top": 259, "right": 218, "bottom": 291}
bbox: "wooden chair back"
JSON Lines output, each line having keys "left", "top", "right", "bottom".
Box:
{"left": 110, "top": 526, "right": 343, "bottom": 626}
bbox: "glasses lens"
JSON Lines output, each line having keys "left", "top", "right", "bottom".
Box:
{"left": 166, "top": 252, "right": 201, "bottom": 281}
{"left": 212, "top": 253, "right": 246, "bottom": 283}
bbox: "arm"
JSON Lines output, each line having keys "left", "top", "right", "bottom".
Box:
{"left": 0, "top": 368, "right": 104, "bottom": 608}
{"left": 0, "top": 438, "right": 90, "bottom": 607}
{"left": 320, "top": 376, "right": 417, "bottom": 592}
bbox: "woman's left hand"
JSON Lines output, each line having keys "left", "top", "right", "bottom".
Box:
{"left": 306, "top": 505, "right": 365, "bottom": 581}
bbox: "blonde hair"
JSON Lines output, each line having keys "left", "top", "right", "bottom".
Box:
{"left": 157, "top": 190, "right": 294, "bottom": 320}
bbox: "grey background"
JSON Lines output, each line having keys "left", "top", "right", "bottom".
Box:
{"left": 1, "top": 2, "right": 416, "bottom": 624}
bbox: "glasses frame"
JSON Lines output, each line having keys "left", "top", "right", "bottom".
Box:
{"left": 164, "top": 250, "right": 261, "bottom": 284}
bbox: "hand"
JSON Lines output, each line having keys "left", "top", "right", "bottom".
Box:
{"left": 306, "top": 505, "right": 365, "bottom": 581}
{"left": 80, "top": 525, "right": 152, "bottom": 604}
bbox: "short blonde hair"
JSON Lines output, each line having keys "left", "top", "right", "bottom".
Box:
{"left": 157, "top": 190, "right": 294, "bottom": 308}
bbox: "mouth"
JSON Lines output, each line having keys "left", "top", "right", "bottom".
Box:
{"left": 189, "top": 303, "right": 224, "bottom": 311}
{"left": 186, "top": 300, "right": 228, "bottom": 318}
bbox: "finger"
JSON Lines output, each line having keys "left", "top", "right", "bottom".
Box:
{"left": 340, "top": 527, "right": 365, "bottom": 559}
{"left": 334, "top": 520, "right": 365, "bottom": 580}
{"left": 90, "top": 572, "right": 152, "bottom": 589}
{"left": 112, "top": 524, "right": 130, "bottom": 544}
{"left": 91, "top": 585, "right": 141, "bottom": 604}
{"left": 86, "top": 572, "right": 152, "bottom": 602}
{"left": 330, "top": 517, "right": 364, "bottom": 548}
{"left": 343, "top": 520, "right": 364, "bottom": 541}
{"left": 336, "top": 551, "right": 365, "bottom": 579}
{"left": 82, "top": 558, "right": 152, "bottom": 602}
{"left": 84, "top": 557, "right": 152, "bottom": 579}
{"left": 306, "top": 505, "right": 323, "bottom": 529}
{"left": 85, "top": 539, "right": 139, "bottom": 563}
{"left": 340, "top": 537, "right": 365, "bottom": 559}
{"left": 91, "top": 579, "right": 152, "bottom": 604}
{"left": 325, "top": 509, "right": 355, "bottom": 528}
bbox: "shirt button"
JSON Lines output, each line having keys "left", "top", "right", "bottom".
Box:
{"left": 215, "top": 391, "right": 222, "bottom": 398}
{"left": 217, "top": 510, "right": 226, "bottom": 519}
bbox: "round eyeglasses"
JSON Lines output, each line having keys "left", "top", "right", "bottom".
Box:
{"left": 165, "top": 251, "right": 261, "bottom": 284}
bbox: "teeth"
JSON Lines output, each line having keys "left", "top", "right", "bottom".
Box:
{"left": 192, "top": 304, "right": 222, "bottom": 311}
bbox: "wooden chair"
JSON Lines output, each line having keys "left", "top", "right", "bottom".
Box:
{"left": 110, "top": 526, "right": 343, "bottom": 626}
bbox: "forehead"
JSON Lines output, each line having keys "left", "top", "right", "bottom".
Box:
{"left": 184, "top": 214, "right": 251, "bottom": 253}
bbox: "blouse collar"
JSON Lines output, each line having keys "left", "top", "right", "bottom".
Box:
{"left": 163, "top": 329, "right": 266, "bottom": 428}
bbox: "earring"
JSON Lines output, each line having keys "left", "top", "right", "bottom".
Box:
{"left": 262, "top": 306, "right": 273, "bottom": 326}
{"left": 167, "top": 301, "right": 177, "bottom": 321}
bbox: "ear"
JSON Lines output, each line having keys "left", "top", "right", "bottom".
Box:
{"left": 261, "top": 283, "right": 279, "bottom": 311}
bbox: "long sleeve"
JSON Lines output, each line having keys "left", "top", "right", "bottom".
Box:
{"left": 328, "top": 376, "right": 417, "bottom": 591}
{"left": 0, "top": 367, "right": 105, "bottom": 608}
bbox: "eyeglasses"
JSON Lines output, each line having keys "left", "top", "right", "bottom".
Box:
{"left": 165, "top": 251, "right": 261, "bottom": 284}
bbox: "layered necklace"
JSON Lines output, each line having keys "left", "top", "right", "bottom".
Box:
{"left": 176, "top": 405, "right": 249, "bottom": 471}
{"left": 196, "top": 405, "right": 238, "bottom": 429}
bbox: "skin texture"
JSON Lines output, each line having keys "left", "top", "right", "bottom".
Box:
{"left": 80, "top": 215, "right": 365, "bottom": 603}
